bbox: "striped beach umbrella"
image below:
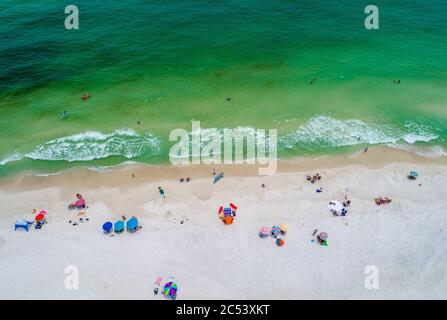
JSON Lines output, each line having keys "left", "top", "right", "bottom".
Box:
{"left": 279, "top": 224, "right": 289, "bottom": 234}
{"left": 276, "top": 238, "right": 285, "bottom": 247}
{"left": 163, "top": 281, "right": 178, "bottom": 299}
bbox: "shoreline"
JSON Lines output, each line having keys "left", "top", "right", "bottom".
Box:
{"left": 1, "top": 145, "right": 446, "bottom": 192}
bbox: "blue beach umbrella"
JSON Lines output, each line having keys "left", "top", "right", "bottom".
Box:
{"left": 126, "top": 217, "right": 139, "bottom": 232}
{"left": 114, "top": 220, "right": 125, "bottom": 233}
{"left": 102, "top": 222, "right": 113, "bottom": 233}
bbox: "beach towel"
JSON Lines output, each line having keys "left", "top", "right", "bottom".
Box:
{"left": 213, "top": 173, "right": 224, "bottom": 184}
{"left": 75, "top": 199, "right": 86, "bottom": 208}
{"left": 155, "top": 276, "right": 162, "bottom": 286}
{"left": 229, "top": 203, "right": 238, "bottom": 210}
{"left": 223, "top": 207, "right": 232, "bottom": 217}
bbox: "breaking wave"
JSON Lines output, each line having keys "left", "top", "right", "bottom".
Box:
{"left": 0, "top": 129, "right": 161, "bottom": 165}
{"left": 279, "top": 116, "right": 440, "bottom": 150}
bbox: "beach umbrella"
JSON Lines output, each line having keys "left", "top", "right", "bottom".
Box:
{"left": 102, "top": 222, "right": 113, "bottom": 233}
{"left": 279, "top": 224, "right": 289, "bottom": 234}
{"left": 35, "top": 213, "right": 45, "bottom": 221}
{"left": 259, "top": 226, "right": 270, "bottom": 238}
{"left": 114, "top": 220, "right": 125, "bottom": 233}
{"left": 276, "top": 238, "right": 285, "bottom": 247}
{"left": 126, "top": 217, "right": 139, "bottom": 231}
{"left": 163, "top": 281, "right": 178, "bottom": 299}
{"left": 318, "top": 232, "right": 328, "bottom": 241}
{"left": 271, "top": 226, "right": 280, "bottom": 237}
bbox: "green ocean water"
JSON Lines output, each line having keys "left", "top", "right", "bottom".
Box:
{"left": 0, "top": 0, "right": 446, "bottom": 176}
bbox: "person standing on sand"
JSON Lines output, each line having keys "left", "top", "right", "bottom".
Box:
{"left": 364, "top": 147, "right": 368, "bottom": 153}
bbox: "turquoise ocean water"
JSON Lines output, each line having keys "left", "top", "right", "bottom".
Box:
{"left": 0, "top": 0, "right": 446, "bottom": 176}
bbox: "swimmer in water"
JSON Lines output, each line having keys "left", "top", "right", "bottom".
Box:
{"left": 81, "top": 93, "right": 91, "bottom": 101}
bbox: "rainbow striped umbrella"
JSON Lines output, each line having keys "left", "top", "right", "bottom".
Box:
{"left": 163, "top": 281, "right": 178, "bottom": 299}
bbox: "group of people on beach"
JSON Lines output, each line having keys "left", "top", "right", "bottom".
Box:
{"left": 306, "top": 173, "right": 321, "bottom": 184}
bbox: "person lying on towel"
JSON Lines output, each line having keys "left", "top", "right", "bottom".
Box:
{"left": 69, "top": 194, "right": 86, "bottom": 209}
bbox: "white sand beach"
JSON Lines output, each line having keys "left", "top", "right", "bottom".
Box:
{"left": 0, "top": 147, "right": 446, "bottom": 299}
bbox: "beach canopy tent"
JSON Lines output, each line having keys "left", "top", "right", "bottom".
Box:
{"left": 114, "top": 220, "right": 125, "bottom": 233}
{"left": 14, "top": 219, "right": 33, "bottom": 232}
{"left": 127, "top": 217, "right": 139, "bottom": 232}
{"left": 163, "top": 281, "right": 178, "bottom": 299}
{"left": 103, "top": 222, "right": 113, "bottom": 233}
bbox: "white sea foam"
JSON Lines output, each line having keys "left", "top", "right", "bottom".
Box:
{"left": 0, "top": 153, "right": 23, "bottom": 166}
{"left": 279, "top": 115, "right": 440, "bottom": 150}
{"left": 26, "top": 129, "right": 161, "bottom": 162}
{"left": 0, "top": 129, "right": 161, "bottom": 165}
